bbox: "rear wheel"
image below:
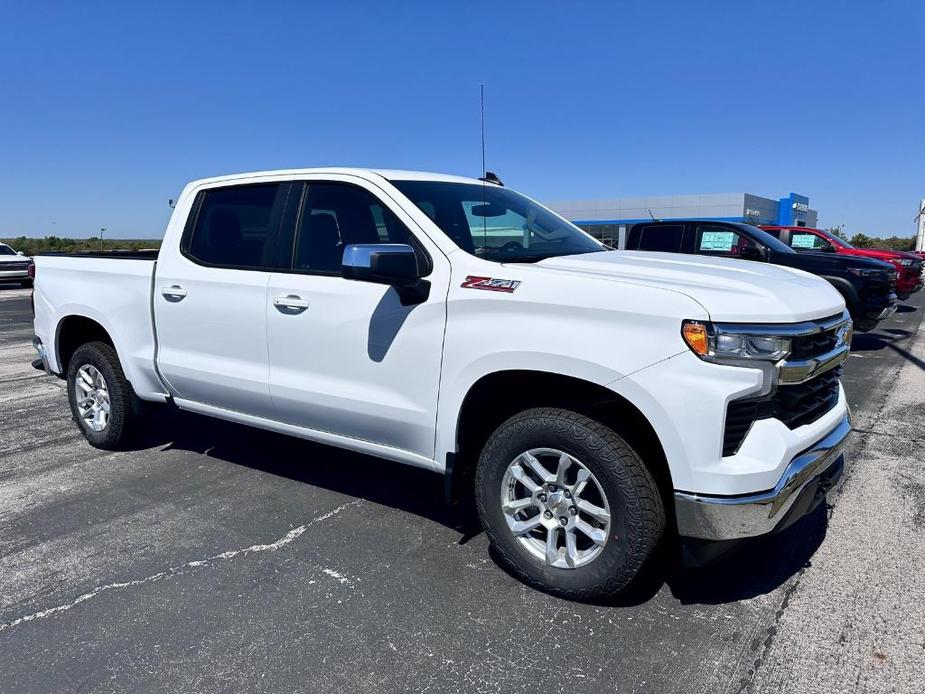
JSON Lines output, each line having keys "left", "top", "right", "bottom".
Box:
{"left": 66, "top": 341, "right": 141, "bottom": 449}
{"left": 474, "top": 407, "right": 665, "bottom": 601}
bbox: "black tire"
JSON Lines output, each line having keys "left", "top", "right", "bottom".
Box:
{"left": 66, "top": 341, "right": 140, "bottom": 449}
{"left": 853, "top": 318, "right": 878, "bottom": 333}
{"left": 897, "top": 292, "right": 910, "bottom": 301}
{"left": 474, "top": 407, "right": 665, "bottom": 601}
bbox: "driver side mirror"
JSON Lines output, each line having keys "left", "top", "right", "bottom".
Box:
{"left": 739, "top": 244, "right": 765, "bottom": 261}
{"left": 820, "top": 243, "right": 836, "bottom": 253}
{"left": 341, "top": 244, "right": 430, "bottom": 305}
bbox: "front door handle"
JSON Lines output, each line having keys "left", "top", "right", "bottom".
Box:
{"left": 273, "top": 294, "right": 310, "bottom": 314}
{"left": 161, "top": 285, "right": 187, "bottom": 302}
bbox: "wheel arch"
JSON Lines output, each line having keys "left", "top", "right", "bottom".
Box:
{"left": 820, "top": 276, "right": 859, "bottom": 311}
{"left": 55, "top": 314, "right": 116, "bottom": 376}
{"left": 447, "top": 369, "right": 674, "bottom": 516}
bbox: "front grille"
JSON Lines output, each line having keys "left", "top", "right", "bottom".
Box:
{"left": 789, "top": 329, "right": 839, "bottom": 360}
{"left": 723, "top": 366, "right": 842, "bottom": 456}
{"left": 1, "top": 261, "right": 31, "bottom": 271}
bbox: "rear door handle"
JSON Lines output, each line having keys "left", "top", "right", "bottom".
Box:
{"left": 161, "top": 285, "right": 187, "bottom": 302}
{"left": 273, "top": 294, "right": 309, "bottom": 314}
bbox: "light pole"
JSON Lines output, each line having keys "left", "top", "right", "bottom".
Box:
{"left": 99, "top": 227, "right": 107, "bottom": 252}
{"left": 915, "top": 201, "right": 925, "bottom": 253}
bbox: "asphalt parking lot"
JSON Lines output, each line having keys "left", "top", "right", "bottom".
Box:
{"left": 1, "top": 284, "right": 923, "bottom": 693}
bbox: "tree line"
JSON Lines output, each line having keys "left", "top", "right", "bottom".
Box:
{"left": 1, "top": 236, "right": 162, "bottom": 256}
{"left": 822, "top": 227, "right": 915, "bottom": 250}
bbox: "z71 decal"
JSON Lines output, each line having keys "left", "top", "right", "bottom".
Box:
{"left": 461, "top": 276, "right": 522, "bottom": 293}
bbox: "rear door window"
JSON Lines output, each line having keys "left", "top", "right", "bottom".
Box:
{"left": 184, "top": 183, "right": 288, "bottom": 269}
{"left": 633, "top": 224, "right": 685, "bottom": 252}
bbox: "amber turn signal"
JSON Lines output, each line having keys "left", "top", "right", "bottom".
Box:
{"left": 682, "top": 321, "right": 710, "bottom": 356}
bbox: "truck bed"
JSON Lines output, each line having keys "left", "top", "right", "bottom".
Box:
{"left": 32, "top": 253, "right": 166, "bottom": 400}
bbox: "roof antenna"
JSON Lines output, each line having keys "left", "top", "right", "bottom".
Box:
{"left": 480, "top": 84, "right": 485, "bottom": 177}
{"left": 477, "top": 84, "right": 503, "bottom": 186}
{"left": 648, "top": 208, "right": 660, "bottom": 222}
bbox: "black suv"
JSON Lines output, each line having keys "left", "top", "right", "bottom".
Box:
{"left": 625, "top": 220, "right": 897, "bottom": 331}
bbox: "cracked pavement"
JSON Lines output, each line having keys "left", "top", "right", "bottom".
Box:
{"left": 1, "top": 285, "right": 923, "bottom": 693}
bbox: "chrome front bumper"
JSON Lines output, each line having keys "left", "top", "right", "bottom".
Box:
{"left": 674, "top": 413, "right": 851, "bottom": 541}
{"left": 877, "top": 304, "right": 898, "bottom": 320}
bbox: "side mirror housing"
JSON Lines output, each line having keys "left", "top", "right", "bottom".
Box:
{"left": 821, "top": 244, "right": 837, "bottom": 253}
{"left": 739, "top": 244, "right": 765, "bottom": 261}
{"left": 341, "top": 244, "right": 430, "bottom": 305}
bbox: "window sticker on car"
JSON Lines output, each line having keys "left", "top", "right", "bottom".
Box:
{"left": 791, "top": 233, "right": 818, "bottom": 249}
{"left": 461, "top": 276, "right": 522, "bottom": 293}
{"left": 700, "top": 231, "right": 735, "bottom": 252}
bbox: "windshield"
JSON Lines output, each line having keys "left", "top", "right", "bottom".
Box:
{"left": 390, "top": 180, "right": 605, "bottom": 262}
{"left": 0, "top": 245, "right": 16, "bottom": 256}
{"left": 829, "top": 233, "right": 854, "bottom": 249}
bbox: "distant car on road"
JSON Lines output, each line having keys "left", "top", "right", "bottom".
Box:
{"left": 0, "top": 243, "right": 33, "bottom": 287}
{"left": 624, "top": 220, "right": 897, "bottom": 332}
{"left": 760, "top": 226, "right": 924, "bottom": 300}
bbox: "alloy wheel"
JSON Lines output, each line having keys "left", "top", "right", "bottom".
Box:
{"left": 500, "top": 448, "right": 612, "bottom": 569}
{"left": 74, "top": 364, "right": 111, "bottom": 432}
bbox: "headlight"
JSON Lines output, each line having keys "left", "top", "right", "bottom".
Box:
{"left": 682, "top": 321, "right": 791, "bottom": 362}
{"left": 900, "top": 258, "right": 914, "bottom": 266}
{"left": 847, "top": 267, "right": 888, "bottom": 279}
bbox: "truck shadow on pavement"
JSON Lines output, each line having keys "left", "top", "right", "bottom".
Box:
{"left": 850, "top": 328, "right": 925, "bottom": 372}
{"left": 663, "top": 505, "right": 828, "bottom": 605}
{"left": 132, "top": 406, "right": 830, "bottom": 608}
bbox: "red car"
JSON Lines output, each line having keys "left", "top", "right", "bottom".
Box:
{"left": 761, "top": 226, "right": 923, "bottom": 300}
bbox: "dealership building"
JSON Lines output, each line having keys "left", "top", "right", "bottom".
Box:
{"left": 547, "top": 192, "right": 818, "bottom": 246}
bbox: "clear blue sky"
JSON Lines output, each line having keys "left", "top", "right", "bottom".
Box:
{"left": 1, "top": 1, "right": 921, "bottom": 239}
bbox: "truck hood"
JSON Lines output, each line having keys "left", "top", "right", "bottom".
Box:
{"left": 842, "top": 247, "right": 917, "bottom": 262}
{"left": 786, "top": 251, "right": 895, "bottom": 272}
{"left": 532, "top": 251, "right": 845, "bottom": 323}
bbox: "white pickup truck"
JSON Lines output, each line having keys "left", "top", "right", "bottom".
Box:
{"left": 32, "top": 169, "right": 852, "bottom": 599}
{"left": 0, "top": 242, "right": 33, "bottom": 287}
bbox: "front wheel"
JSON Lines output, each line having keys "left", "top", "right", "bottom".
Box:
{"left": 897, "top": 291, "right": 911, "bottom": 301}
{"left": 66, "top": 341, "right": 141, "bottom": 449}
{"left": 474, "top": 408, "right": 665, "bottom": 601}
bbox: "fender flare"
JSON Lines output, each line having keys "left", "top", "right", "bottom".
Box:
{"left": 819, "top": 276, "right": 859, "bottom": 310}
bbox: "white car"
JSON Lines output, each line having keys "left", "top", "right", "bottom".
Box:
{"left": 0, "top": 243, "right": 33, "bottom": 286}
{"left": 31, "top": 169, "right": 852, "bottom": 599}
